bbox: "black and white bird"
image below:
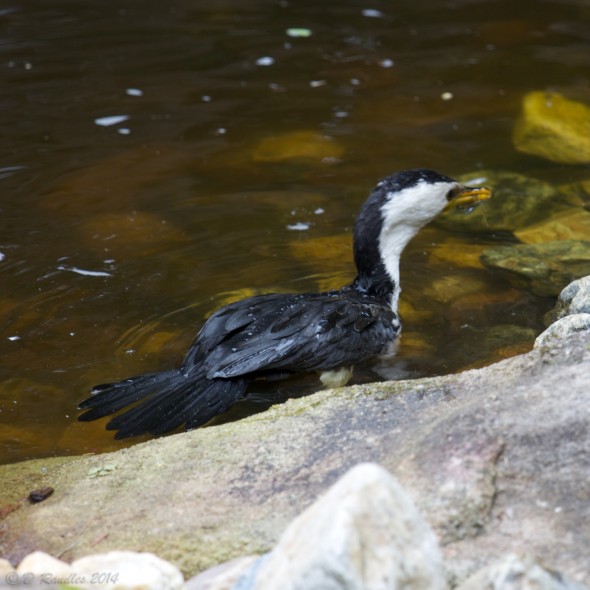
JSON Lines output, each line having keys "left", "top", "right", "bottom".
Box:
{"left": 79, "top": 169, "right": 490, "bottom": 439}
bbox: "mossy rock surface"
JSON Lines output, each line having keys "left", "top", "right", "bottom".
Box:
{"left": 437, "top": 170, "right": 563, "bottom": 233}
{"left": 481, "top": 240, "right": 590, "bottom": 296}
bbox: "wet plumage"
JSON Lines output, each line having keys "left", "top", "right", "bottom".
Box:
{"left": 79, "top": 169, "right": 490, "bottom": 438}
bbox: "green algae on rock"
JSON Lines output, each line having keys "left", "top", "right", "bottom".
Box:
{"left": 437, "top": 170, "right": 562, "bottom": 233}
{"left": 481, "top": 240, "right": 590, "bottom": 296}
{"left": 515, "top": 209, "right": 590, "bottom": 244}
{"left": 513, "top": 91, "right": 590, "bottom": 164}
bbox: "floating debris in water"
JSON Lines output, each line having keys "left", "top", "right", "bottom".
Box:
{"left": 256, "top": 56, "right": 275, "bottom": 66}
{"left": 310, "top": 80, "right": 327, "bottom": 88}
{"left": 0, "top": 165, "right": 25, "bottom": 180}
{"left": 7, "top": 335, "right": 20, "bottom": 341}
{"left": 441, "top": 92, "right": 454, "bottom": 101}
{"left": 57, "top": 265, "right": 112, "bottom": 277}
{"left": 286, "top": 28, "right": 312, "bottom": 38}
{"left": 118, "top": 128, "right": 131, "bottom": 135}
{"left": 465, "top": 176, "right": 488, "bottom": 186}
{"left": 94, "top": 115, "right": 130, "bottom": 127}
{"left": 201, "top": 95, "right": 212, "bottom": 102}
{"left": 287, "top": 222, "right": 311, "bottom": 231}
{"left": 0, "top": 251, "right": 4, "bottom": 261}
{"left": 125, "top": 88, "right": 143, "bottom": 97}
{"left": 378, "top": 58, "right": 394, "bottom": 68}
{"left": 362, "top": 9, "right": 385, "bottom": 18}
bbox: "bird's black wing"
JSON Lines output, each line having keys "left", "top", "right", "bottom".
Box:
{"left": 183, "top": 291, "right": 399, "bottom": 379}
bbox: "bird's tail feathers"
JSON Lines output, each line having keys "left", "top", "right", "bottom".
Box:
{"left": 78, "top": 369, "right": 249, "bottom": 439}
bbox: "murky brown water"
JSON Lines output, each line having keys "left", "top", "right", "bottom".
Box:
{"left": 1, "top": 0, "right": 589, "bottom": 464}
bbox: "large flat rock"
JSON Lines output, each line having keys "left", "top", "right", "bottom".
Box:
{"left": 1, "top": 330, "right": 589, "bottom": 585}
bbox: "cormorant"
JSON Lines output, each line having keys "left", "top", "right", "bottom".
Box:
{"left": 78, "top": 168, "right": 490, "bottom": 439}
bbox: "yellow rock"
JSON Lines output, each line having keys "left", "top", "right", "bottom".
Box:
{"left": 212, "top": 288, "right": 269, "bottom": 309}
{"left": 494, "top": 342, "right": 533, "bottom": 359}
{"left": 398, "top": 298, "right": 434, "bottom": 324}
{"left": 398, "top": 332, "right": 434, "bottom": 356}
{"left": 253, "top": 131, "right": 345, "bottom": 163}
{"left": 316, "top": 270, "right": 356, "bottom": 292}
{"left": 41, "top": 143, "right": 186, "bottom": 215}
{"left": 290, "top": 234, "right": 352, "bottom": 268}
{"left": 513, "top": 91, "right": 590, "bottom": 164}
{"left": 423, "top": 274, "right": 487, "bottom": 304}
{"left": 81, "top": 211, "right": 187, "bottom": 255}
{"left": 428, "top": 240, "right": 487, "bottom": 269}
{"left": 514, "top": 208, "right": 590, "bottom": 244}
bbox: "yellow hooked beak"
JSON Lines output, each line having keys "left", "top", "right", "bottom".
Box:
{"left": 446, "top": 185, "right": 492, "bottom": 210}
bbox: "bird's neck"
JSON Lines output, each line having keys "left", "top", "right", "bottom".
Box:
{"left": 350, "top": 266, "right": 398, "bottom": 308}
{"left": 352, "top": 222, "right": 420, "bottom": 312}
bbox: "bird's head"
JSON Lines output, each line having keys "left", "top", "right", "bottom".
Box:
{"left": 373, "top": 168, "right": 491, "bottom": 230}
{"left": 352, "top": 168, "right": 490, "bottom": 307}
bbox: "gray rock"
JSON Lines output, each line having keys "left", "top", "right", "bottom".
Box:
{"left": 71, "top": 551, "right": 184, "bottom": 590}
{"left": 185, "top": 557, "right": 258, "bottom": 590}
{"left": 0, "top": 558, "right": 15, "bottom": 577}
{"left": 481, "top": 240, "right": 590, "bottom": 296}
{"left": 457, "top": 553, "right": 589, "bottom": 590}
{"left": 545, "top": 275, "right": 590, "bottom": 325}
{"left": 16, "top": 551, "right": 72, "bottom": 579}
{"left": 1, "top": 331, "right": 590, "bottom": 586}
{"left": 535, "top": 314, "right": 590, "bottom": 348}
{"left": 241, "top": 463, "right": 443, "bottom": 590}
{"left": 437, "top": 169, "right": 563, "bottom": 233}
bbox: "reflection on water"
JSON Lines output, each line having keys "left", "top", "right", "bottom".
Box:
{"left": 1, "top": 0, "right": 587, "bottom": 464}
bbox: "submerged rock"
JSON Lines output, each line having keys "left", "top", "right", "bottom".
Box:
{"left": 80, "top": 211, "right": 188, "bottom": 257}
{"left": 242, "top": 463, "right": 443, "bottom": 590}
{"left": 252, "top": 131, "right": 345, "bottom": 164}
{"left": 513, "top": 91, "right": 590, "bottom": 164}
{"left": 437, "top": 170, "right": 562, "bottom": 233}
{"left": 515, "top": 209, "right": 590, "bottom": 244}
{"left": 289, "top": 234, "right": 353, "bottom": 279}
{"left": 428, "top": 239, "right": 488, "bottom": 269}
{"left": 423, "top": 273, "right": 487, "bottom": 304}
{"left": 481, "top": 240, "right": 590, "bottom": 296}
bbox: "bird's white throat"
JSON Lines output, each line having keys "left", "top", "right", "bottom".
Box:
{"left": 378, "top": 179, "right": 458, "bottom": 311}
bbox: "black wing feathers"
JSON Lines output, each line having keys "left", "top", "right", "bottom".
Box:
{"left": 200, "top": 292, "right": 397, "bottom": 379}
{"left": 80, "top": 289, "right": 399, "bottom": 438}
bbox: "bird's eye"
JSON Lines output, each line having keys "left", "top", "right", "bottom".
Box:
{"left": 446, "top": 187, "right": 460, "bottom": 202}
